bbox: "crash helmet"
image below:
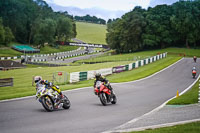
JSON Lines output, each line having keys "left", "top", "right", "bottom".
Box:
{"left": 34, "top": 76, "right": 42, "bottom": 83}
{"left": 95, "top": 73, "right": 101, "bottom": 79}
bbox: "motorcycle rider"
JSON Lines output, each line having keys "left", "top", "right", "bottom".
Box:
{"left": 192, "top": 66, "right": 197, "bottom": 72}
{"left": 192, "top": 66, "right": 196, "bottom": 71}
{"left": 34, "top": 76, "right": 64, "bottom": 99}
{"left": 94, "top": 73, "right": 113, "bottom": 94}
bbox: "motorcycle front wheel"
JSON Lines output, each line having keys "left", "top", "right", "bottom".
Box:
{"left": 41, "top": 96, "right": 54, "bottom": 112}
{"left": 62, "top": 95, "right": 71, "bottom": 109}
{"left": 99, "top": 93, "right": 107, "bottom": 106}
{"left": 111, "top": 94, "right": 117, "bottom": 104}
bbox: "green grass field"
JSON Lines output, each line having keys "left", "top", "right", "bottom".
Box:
{"left": 76, "top": 22, "right": 107, "bottom": 44}
{"left": 0, "top": 47, "right": 22, "bottom": 57}
{"left": 130, "top": 121, "right": 200, "bottom": 133}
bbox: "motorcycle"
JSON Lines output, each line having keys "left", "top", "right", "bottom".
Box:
{"left": 192, "top": 69, "right": 196, "bottom": 78}
{"left": 94, "top": 81, "right": 117, "bottom": 106}
{"left": 36, "top": 84, "right": 70, "bottom": 111}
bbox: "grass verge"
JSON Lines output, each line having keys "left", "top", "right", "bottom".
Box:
{"left": 129, "top": 121, "right": 200, "bottom": 133}
{"left": 167, "top": 78, "right": 199, "bottom": 105}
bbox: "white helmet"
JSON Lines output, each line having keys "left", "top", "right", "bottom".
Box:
{"left": 34, "top": 76, "right": 42, "bottom": 83}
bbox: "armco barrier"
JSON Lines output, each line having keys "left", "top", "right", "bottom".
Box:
{"left": 125, "top": 65, "right": 129, "bottom": 71}
{"left": 87, "top": 70, "right": 95, "bottom": 80}
{"left": 96, "top": 68, "right": 112, "bottom": 76}
{"left": 70, "top": 72, "right": 80, "bottom": 83}
{"left": 69, "top": 52, "right": 167, "bottom": 83}
{"left": 79, "top": 72, "right": 87, "bottom": 81}
{"left": 70, "top": 68, "right": 113, "bottom": 83}
{"left": 112, "top": 66, "right": 125, "bottom": 73}
{"left": 129, "top": 63, "right": 132, "bottom": 70}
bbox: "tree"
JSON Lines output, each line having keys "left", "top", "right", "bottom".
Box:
{"left": 106, "top": 0, "right": 200, "bottom": 51}
{"left": 106, "top": 6, "right": 146, "bottom": 53}
{"left": 4, "top": 27, "right": 14, "bottom": 45}
{"left": 106, "top": 19, "right": 123, "bottom": 53}
{"left": 56, "top": 17, "right": 73, "bottom": 41}
{"left": 0, "top": 18, "right": 5, "bottom": 45}
{"left": 72, "top": 22, "right": 77, "bottom": 38}
{"left": 0, "top": 18, "right": 14, "bottom": 46}
{"left": 33, "top": 18, "right": 56, "bottom": 46}
{"left": 0, "top": 0, "right": 76, "bottom": 45}
{"left": 170, "top": 1, "right": 196, "bottom": 48}
{"left": 142, "top": 5, "right": 173, "bottom": 49}
{"left": 107, "top": 19, "right": 112, "bottom": 24}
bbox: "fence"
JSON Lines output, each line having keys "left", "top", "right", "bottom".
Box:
{"left": 53, "top": 71, "right": 67, "bottom": 84}
{"left": 69, "top": 52, "right": 167, "bottom": 83}
{"left": 0, "top": 78, "right": 13, "bottom": 87}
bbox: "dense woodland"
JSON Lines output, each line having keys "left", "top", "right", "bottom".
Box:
{"left": 106, "top": 0, "right": 200, "bottom": 53}
{"left": 74, "top": 15, "right": 106, "bottom": 25}
{"left": 0, "top": 0, "right": 76, "bottom": 47}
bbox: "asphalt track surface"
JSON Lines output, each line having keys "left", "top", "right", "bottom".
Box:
{"left": 0, "top": 58, "right": 199, "bottom": 133}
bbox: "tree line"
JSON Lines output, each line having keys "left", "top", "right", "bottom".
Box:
{"left": 74, "top": 15, "right": 106, "bottom": 25}
{"left": 0, "top": 0, "right": 76, "bottom": 47}
{"left": 106, "top": 0, "right": 200, "bottom": 53}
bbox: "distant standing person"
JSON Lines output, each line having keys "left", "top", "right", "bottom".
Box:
{"left": 193, "top": 56, "right": 197, "bottom": 63}
{"left": 21, "top": 58, "right": 25, "bottom": 64}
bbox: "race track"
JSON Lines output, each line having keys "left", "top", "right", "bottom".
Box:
{"left": 0, "top": 58, "right": 199, "bottom": 133}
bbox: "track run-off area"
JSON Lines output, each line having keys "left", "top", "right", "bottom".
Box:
{"left": 0, "top": 58, "right": 199, "bottom": 133}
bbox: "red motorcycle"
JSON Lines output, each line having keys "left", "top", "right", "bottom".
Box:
{"left": 94, "top": 81, "right": 117, "bottom": 106}
{"left": 192, "top": 70, "right": 196, "bottom": 78}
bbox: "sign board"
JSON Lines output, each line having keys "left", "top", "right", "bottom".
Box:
{"left": 112, "top": 66, "right": 125, "bottom": 73}
{"left": 58, "top": 72, "right": 62, "bottom": 76}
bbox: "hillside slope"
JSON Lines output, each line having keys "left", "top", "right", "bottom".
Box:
{"left": 76, "top": 22, "right": 107, "bottom": 44}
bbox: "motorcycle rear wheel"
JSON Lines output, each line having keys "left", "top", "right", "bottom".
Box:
{"left": 192, "top": 73, "right": 196, "bottom": 78}
{"left": 41, "top": 96, "right": 54, "bottom": 112}
{"left": 100, "top": 93, "right": 107, "bottom": 106}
